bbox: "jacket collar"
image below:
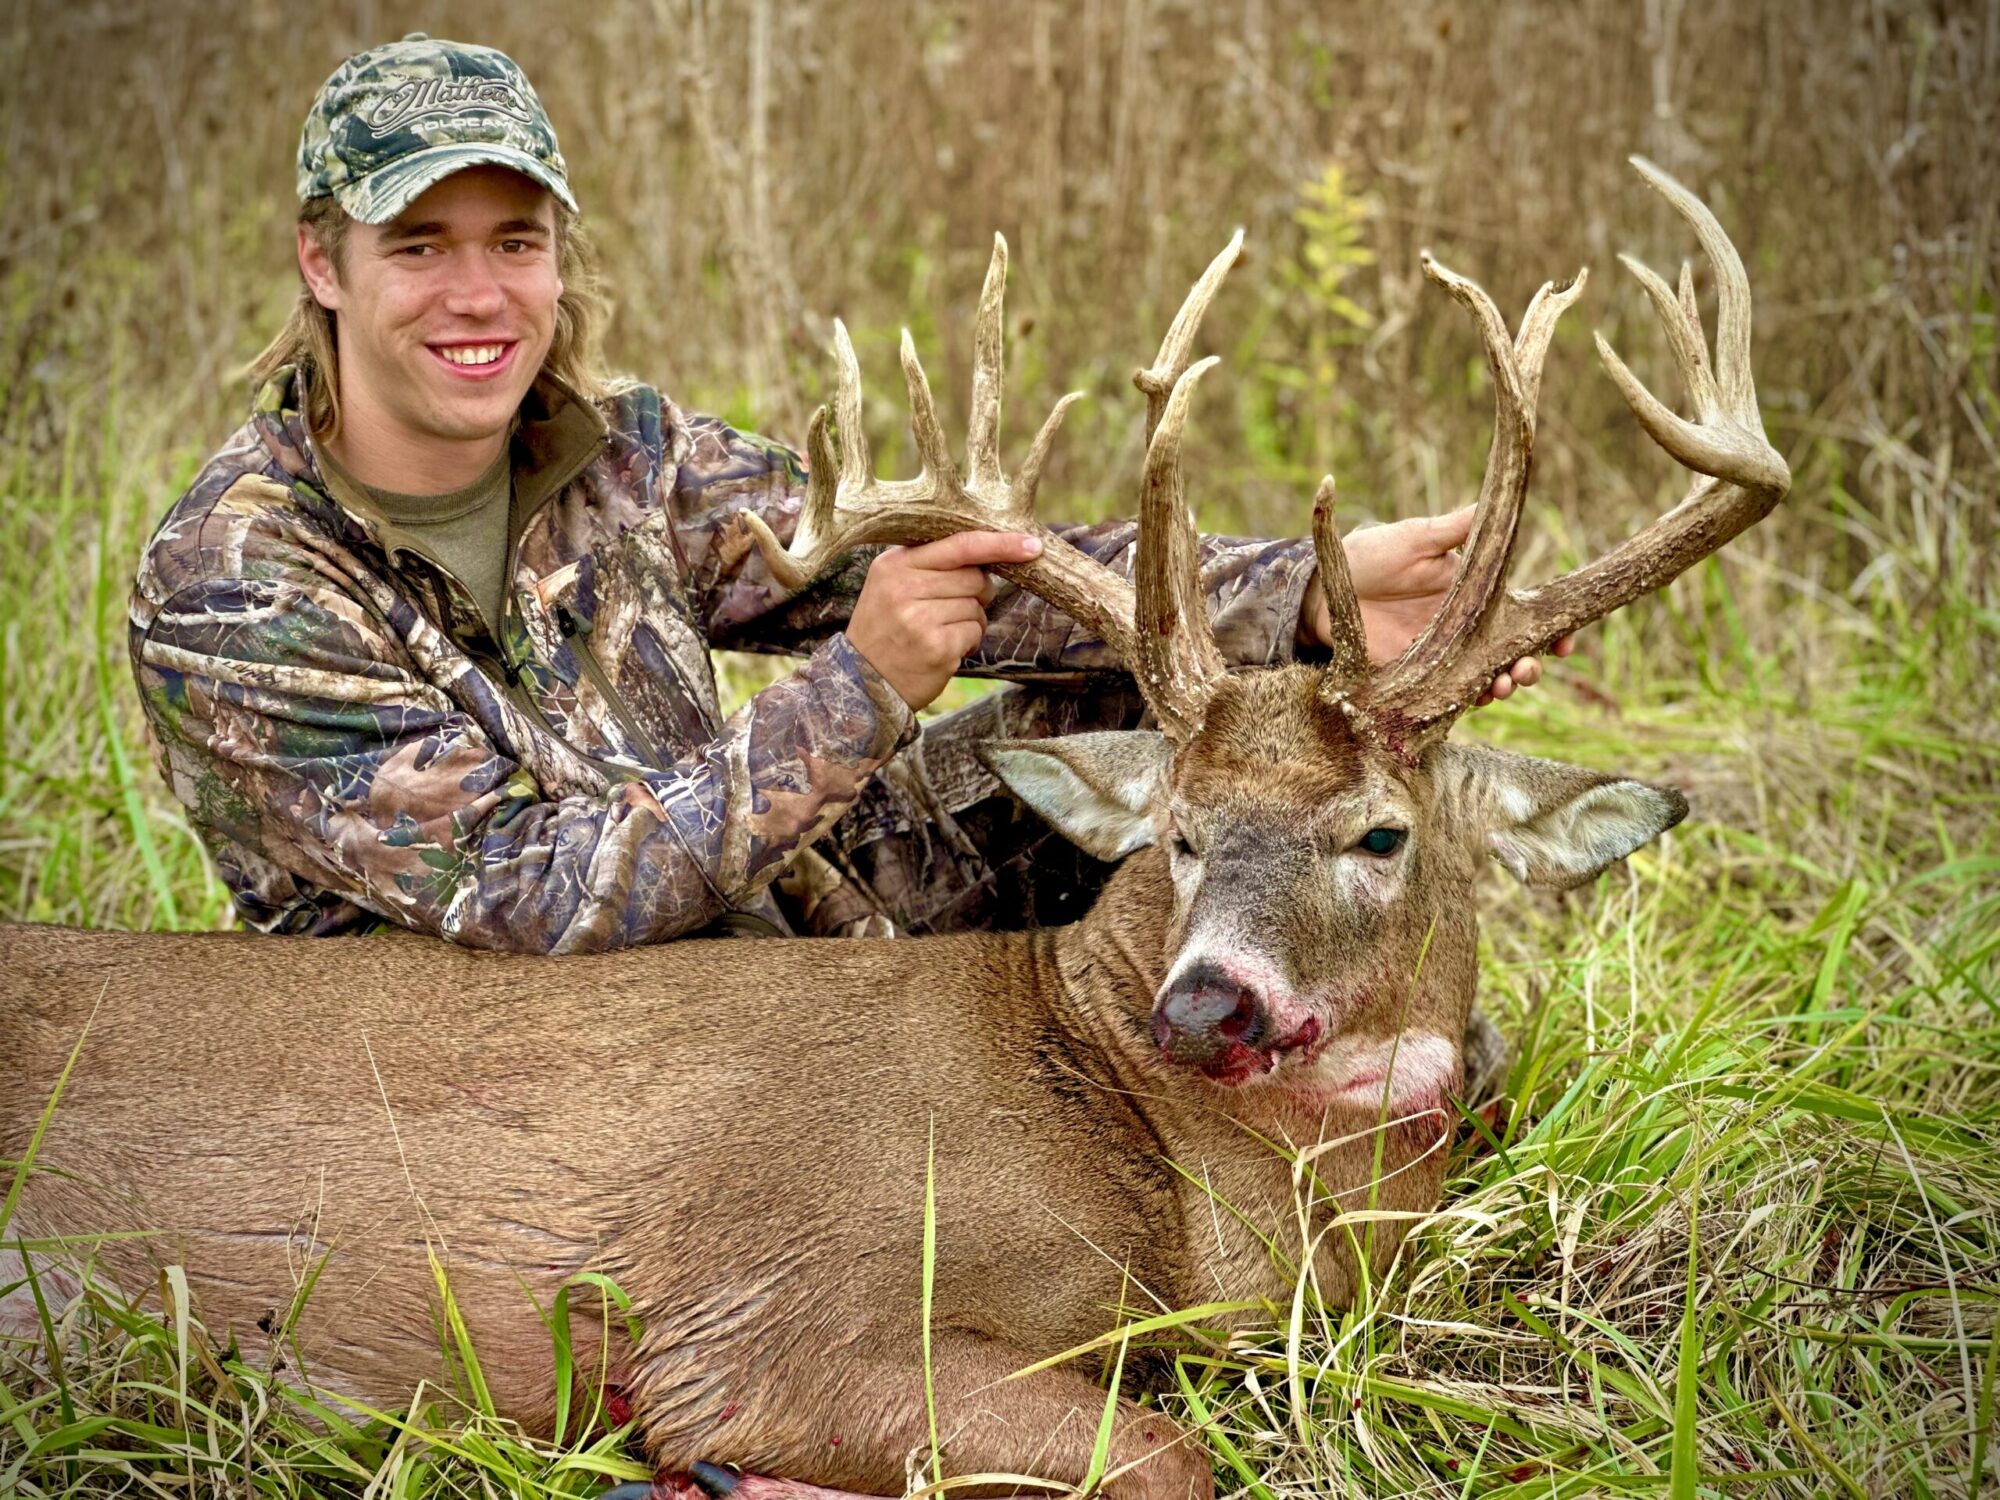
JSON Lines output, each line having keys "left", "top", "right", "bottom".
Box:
{"left": 252, "top": 363, "right": 610, "bottom": 551}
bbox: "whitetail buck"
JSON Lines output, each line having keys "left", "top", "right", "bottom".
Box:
{"left": 2, "top": 160, "right": 1786, "bottom": 1500}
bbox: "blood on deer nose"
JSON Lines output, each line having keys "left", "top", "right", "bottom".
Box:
{"left": 1154, "top": 960, "right": 1266, "bottom": 1061}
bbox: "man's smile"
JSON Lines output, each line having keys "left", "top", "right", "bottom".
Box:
{"left": 425, "top": 339, "right": 520, "bottom": 380}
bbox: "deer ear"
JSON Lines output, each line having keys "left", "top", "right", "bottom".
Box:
{"left": 978, "top": 732, "right": 1171, "bottom": 862}
{"left": 1437, "top": 744, "right": 1689, "bottom": 890}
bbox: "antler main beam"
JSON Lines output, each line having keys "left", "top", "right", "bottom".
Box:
{"left": 1355, "top": 156, "right": 1790, "bottom": 741}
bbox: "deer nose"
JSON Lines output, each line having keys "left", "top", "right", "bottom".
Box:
{"left": 1153, "top": 961, "right": 1267, "bottom": 1062}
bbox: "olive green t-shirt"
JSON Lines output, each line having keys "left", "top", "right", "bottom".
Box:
{"left": 319, "top": 444, "right": 514, "bottom": 636}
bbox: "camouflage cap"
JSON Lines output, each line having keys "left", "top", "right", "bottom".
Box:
{"left": 298, "top": 33, "right": 578, "bottom": 224}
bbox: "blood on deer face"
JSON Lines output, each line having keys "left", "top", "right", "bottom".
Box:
{"left": 986, "top": 664, "right": 1689, "bottom": 1129}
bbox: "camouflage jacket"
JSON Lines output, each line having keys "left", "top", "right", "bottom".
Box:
{"left": 130, "top": 367, "right": 1320, "bottom": 953}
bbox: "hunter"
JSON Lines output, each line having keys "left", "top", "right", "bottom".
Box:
{"left": 131, "top": 35, "right": 1565, "bottom": 956}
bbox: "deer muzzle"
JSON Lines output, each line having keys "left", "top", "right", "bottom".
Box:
{"left": 1153, "top": 960, "right": 1323, "bottom": 1084}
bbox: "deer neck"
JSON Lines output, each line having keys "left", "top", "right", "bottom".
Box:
{"left": 1052, "top": 846, "right": 1172, "bottom": 1052}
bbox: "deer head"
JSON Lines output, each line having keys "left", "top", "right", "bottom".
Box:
{"left": 751, "top": 158, "right": 1788, "bottom": 1123}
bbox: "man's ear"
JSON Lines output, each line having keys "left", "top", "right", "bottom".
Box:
{"left": 1435, "top": 743, "right": 1689, "bottom": 890}
{"left": 298, "top": 223, "right": 344, "bottom": 311}
{"left": 978, "top": 732, "right": 1171, "bottom": 862}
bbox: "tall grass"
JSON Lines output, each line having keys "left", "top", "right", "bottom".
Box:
{"left": 2, "top": 0, "right": 1996, "bottom": 1495}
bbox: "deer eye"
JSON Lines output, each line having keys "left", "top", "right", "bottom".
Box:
{"left": 1167, "top": 827, "right": 1196, "bottom": 858}
{"left": 1357, "top": 827, "right": 1407, "bottom": 857}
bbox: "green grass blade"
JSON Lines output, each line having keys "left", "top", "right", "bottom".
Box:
{"left": 922, "top": 1113, "right": 942, "bottom": 1489}
{"left": 1080, "top": 1321, "right": 1130, "bottom": 1495}
{"left": 427, "top": 1246, "right": 495, "bottom": 1419}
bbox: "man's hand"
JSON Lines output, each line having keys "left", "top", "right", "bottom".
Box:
{"left": 848, "top": 531, "right": 1043, "bottom": 711}
{"left": 1300, "top": 505, "right": 1576, "bottom": 704}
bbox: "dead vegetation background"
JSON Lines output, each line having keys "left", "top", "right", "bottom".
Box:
{"left": 5, "top": 0, "right": 1995, "bottom": 563}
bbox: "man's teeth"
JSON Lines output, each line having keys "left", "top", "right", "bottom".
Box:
{"left": 438, "top": 344, "right": 506, "bottom": 366}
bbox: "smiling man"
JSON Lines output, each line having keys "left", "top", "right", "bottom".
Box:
{"left": 131, "top": 35, "right": 1561, "bottom": 961}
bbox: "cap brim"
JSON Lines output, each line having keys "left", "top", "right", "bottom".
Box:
{"left": 333, "top": 142, "right": 580, "bottom": 224}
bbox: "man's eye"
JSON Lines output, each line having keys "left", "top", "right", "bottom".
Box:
{"left": 1357, "top": 827, "right": 1406, "bottom": 856}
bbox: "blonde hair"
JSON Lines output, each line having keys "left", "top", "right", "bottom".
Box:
{"left": 247, "top": 193, "right": 613, "bottom": 440}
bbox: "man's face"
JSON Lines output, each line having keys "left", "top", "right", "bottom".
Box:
{"left": 300, "top": 165, "right": 562, "bottom": 450}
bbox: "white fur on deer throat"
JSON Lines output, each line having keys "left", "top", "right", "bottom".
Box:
{"left": 1322, "top": 1030, "right": 1459, "bottom": 1118}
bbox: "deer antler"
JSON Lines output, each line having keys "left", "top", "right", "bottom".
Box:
{"left": 740, "top": 236, "right": 1129, "bottom": 655}
{"left": 746, "top": 232, "right": 1247, "bottom": 745}
{"left": 1342, "top": 156, "right": 1789, "bottom": 743}
{"left": 1127, "top": 230, "right": 1243, "bottom": 742}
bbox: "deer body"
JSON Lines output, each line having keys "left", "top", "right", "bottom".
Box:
{"left": 3, "top": 781, "right": 1455, "bottom": 1490}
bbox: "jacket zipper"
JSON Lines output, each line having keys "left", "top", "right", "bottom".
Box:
{"left": 556, "top": 604, "right": 664, "bottom": 767}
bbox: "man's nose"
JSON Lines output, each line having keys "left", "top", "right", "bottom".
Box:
{"left": 441, "top": 257, "right": 508, "bottom": 320}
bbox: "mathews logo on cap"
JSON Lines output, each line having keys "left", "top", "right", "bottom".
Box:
{"left": 367, "top": 76, "right": 538, "bottom": 136}
{"left": 299, "top": 33, "right": 578, "bottom": 225}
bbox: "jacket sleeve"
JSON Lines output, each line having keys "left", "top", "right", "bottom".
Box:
{"left": 134, "top": 561, "right": 914, "bottom": 954}
{"left": 662, "top": 411, "right": 1322, "bottom": 674}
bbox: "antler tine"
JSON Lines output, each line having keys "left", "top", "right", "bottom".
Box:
{"left": 739, "top": 318, "right": 859, "bottom": 592}
{"left": 1016, "top": 390, "right": 1086, "bottom": 514}
{"left": 966, "top": 234, "right": 1008, "bottom": 493}
{"left": 1614, "top": 250, "right": 1720, "bottom": 423}
{"left": 1356, "top": 160, "right": 1788, "bottom": 740}
{"left": 1362, "top": 254, "right": 1557, "bottom": 711}
{"left": 741, "top": 241, "right": 1143, "bottom": 672}
{"left": 1515, "top": 270, "right": 1590, "bottom": 414}
{"left": 1132, "top": 354, "right": 1229, "bottom": 744}
{"left": 1592, "top": 157, "right": 1773, "bottom": 482}
{"left": 1134, "top": 228, "right": 1245, "bottom": 442}
{"left": 1630, "top": 156, "right": 1755, "bottom": 417}
{"left": 739, "top": 403, "right": 841, "bottom": 592}
{"left": 898, "top": 328, "right": 963, "bottom": 490}
{"left": 1309, "top": 475, "right": 1371, "bottom": 690}
{"left": 833, "top": 317, "right": 872, "bottom": 480}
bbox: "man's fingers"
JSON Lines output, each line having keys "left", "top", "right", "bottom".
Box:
{"left": 1553, "top": 634, "right": 1577, "bottom": 658}
{"left": 900, "top": 530, "right": 1043, "bottom": 573}
{"left": 1512, "top": 657, "right": 1541, "bottom": 688}
{"left": 899, "top": 564, "right": 995, "bottom": 600}
{"left": 935, "top": 597, "right": 989, "bottom": 630}
{"left": 1424, "top": 505, "right": 1476, "bottom": 554}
